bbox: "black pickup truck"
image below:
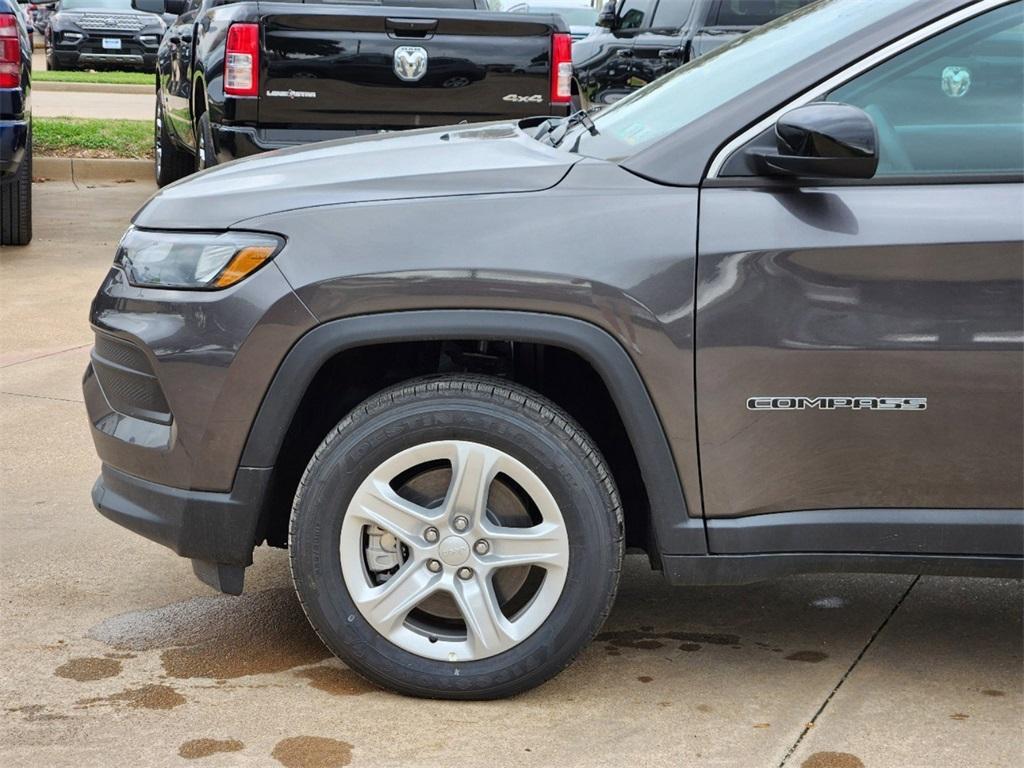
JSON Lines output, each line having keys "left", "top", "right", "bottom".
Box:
{"left": 573, "top": 0, "right": 816, "bottom": 109}
{"left": 134, "top": 0, "right": 574, "bottom": 186}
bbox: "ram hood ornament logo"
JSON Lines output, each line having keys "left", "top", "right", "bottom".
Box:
{"left": 394, "top": 46, "right": 428, "bottom": 82}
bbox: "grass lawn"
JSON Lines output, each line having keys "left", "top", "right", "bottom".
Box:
{"left": 33, "top": 70, "right": 155, "bottom": 86}
{"left": 34, "top": 117, "right": 152, "bottom": 159}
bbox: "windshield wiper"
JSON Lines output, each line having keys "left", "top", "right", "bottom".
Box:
{"left": 535, "top": 110, "right": 599, "bottom": 147}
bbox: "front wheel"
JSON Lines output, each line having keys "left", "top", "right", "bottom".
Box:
{"left": 289, "top": 376, "right": 623, "bottom": 699}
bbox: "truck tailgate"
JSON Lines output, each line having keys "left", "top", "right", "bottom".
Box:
{"left": 258, "top": 4, "right": 562, "bottom": 130}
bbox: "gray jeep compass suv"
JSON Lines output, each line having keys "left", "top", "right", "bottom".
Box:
{"left": 85, "top": 0, "right": 1024, "bottom": 698}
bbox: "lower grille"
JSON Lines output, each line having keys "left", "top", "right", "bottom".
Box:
{"left": 91, "top": 334, "right": 171, "bottom": 425}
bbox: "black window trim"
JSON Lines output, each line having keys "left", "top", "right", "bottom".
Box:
{"left": 702, "top": 0, "right": 1018, "bottom": 186}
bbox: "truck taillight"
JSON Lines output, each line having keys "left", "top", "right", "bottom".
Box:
{"left": 550, "top": 32, "right": 572, "bottom": 105}
{"left": 0, "top": 14, "right": 19, "bottom": 89}
{"left": 224, "top": 22, "right": 259, "bottom": 97}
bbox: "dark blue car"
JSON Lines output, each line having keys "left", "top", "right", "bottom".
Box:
{"left": 0, "top": 0, "right": 32, "bottom": 245}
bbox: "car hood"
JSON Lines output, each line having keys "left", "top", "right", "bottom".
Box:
{"left": 134, "top": 123, "right": 580, "bottom": 230}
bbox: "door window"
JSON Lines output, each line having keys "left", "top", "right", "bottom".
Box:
{"left": 828, "top": 2, "right": 1023, "bottom": 176}
{"left": 618, "top": 0, "right": 655, "bottom": 31}
{"left": 651, "top": 0, "right": 694, "bottom": 31}
{"left": 712, "top": 0, "right": 814, "bottom": 27}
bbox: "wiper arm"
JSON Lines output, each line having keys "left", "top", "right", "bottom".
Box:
{"left": 535, "top": 110, "right": 600, "bottom": 147}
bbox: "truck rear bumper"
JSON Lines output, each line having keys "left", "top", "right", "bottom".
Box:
{"left": 0, "top": 119, "right": 29, "bottom": 177}
{"left": 91, "top": 464, "right": 272, "bottom": 594}
{"left": 211, "top": 123, "right": 380, "bottom": 163}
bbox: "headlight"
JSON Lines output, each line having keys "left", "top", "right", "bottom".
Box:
{"left": 116, "top": 228, "right": 283, "bottom": 290}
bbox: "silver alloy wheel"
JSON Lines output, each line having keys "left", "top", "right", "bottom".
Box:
{"left": 340, "top": 440, "right": 570, "bottom": 662}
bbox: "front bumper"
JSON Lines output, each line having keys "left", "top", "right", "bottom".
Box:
{"left": 0, "top": 119, "right": 29, "bottom": 177}
{"left": 84, "top": 259, "right": 315, "bottom": 592}
{"left": 52, "top": 31, "right": 158, "bottom": 70}
{"left": 92, "top": 464, "right": 271, "bottom": 594}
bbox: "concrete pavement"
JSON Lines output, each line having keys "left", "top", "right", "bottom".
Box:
{"left": 32, "top": 88, "right": 153, "bottom": 121}
{"left": 30, "top": 51, "right": 153, "bottom": 120}
{"left": 1, "top": 181, "right": 1021, "bottom": 768}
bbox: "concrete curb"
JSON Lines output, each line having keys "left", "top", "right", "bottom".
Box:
{"left": 35, "top": 156, "right": 152, "bottom": 184}
{"left": 32, "top": 80, "right": 154, "bottom": 95}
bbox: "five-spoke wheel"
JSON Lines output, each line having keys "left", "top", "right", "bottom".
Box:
{"left": 341, "top": 440, "right": 569, "bottom": 661}
{"left": 289, "top": 376, "right": 623, "bottom": 698}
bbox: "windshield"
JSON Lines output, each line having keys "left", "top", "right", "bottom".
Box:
{"left": 574, "top": 0, "right": 918, "bottom": 159}
{"left": 60, "top": 0, "right": 136, "bottom": 10}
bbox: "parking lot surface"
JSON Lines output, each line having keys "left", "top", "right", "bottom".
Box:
{"left": 1, "top": 181, "right": 1021, "bottom": 768}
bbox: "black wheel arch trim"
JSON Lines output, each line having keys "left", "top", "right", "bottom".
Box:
{"left": 238, "top": 310, "right": 708, "bottom": 556}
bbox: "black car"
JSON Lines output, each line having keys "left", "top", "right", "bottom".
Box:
{"left": 0, "top": 0, "right": 32, "bottom": 246}
{"left": 45, "top": 0, "right": 164, "bottom": 71}
{"left": 86, "top": 0, "right": 1022, "bottom": 699}
{"left": 135, "top": 0, "right": 574, "bottom": 186}
{"left": 574, "top": 0, "right": 816, "bottom": 108}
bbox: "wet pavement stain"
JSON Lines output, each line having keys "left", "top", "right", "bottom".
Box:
{"left": 637, "top": 676, "right": 654, "bottom": 683}
{"left": 678, "top": 642, "right": 701, "bottom": 652}
{"left": 981, "top": 689, "right": 1006, "bottom": 697}
{"left": 77, "top": 683, "right": 186, "bottom": 710}
{"left": 4, "top": 704, "right": 69, "bottom": 722}
{"left": 296, "top": 666, "right": 377, "bottom": 696}
{"left": 801, "top": 752, "right": 864, "bottom": 768}
{"left": 950, "top": 712, "right": 970, "bottom": 721}
{"left": 179, "top": 738, "right": 245, "bottom": 759}
{"left": 88, "top": 588, "right": 330, "bottom": 680}
{"left": 785, "top": 650, "right": 829, "bottom": 663}
{"left": 272, "top": 736, "right": 353, "bottom": 768}
{"left": 597, "top": 629, "right": 740, "bottom": 651}
{"left": 695, "top": 704, "right": 712, "bottom": 713}
{"left": 54, "top": 657, "right": 122, "bottom": 681}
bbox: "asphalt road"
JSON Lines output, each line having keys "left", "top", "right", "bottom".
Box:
{"left": 1, "top": 180, "right": 1021, "bottom": 768}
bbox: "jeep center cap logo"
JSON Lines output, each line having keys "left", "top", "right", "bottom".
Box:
{"left": 438, "top": 536, "right": 470, "bottom": 566}
{"left": 394, "top": 46, "right": 428, "bottom": 82}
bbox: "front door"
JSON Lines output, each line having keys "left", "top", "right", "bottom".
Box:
{"left": 629, "top": 0, "right": 694, "bottom": 86}
{"left": 695, "top": 3, "right": 1024, "bottom": 547}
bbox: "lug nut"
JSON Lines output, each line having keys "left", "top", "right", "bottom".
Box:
{"left": 452, "top": 515, "right": 470, "bottom": 532}
{"left": 473, "top": 539, "right": 490, "bottom": 555}
{"left": 427, "top": 559, "right": 443, "bottom": 573}
{"left": 424, "top": 527, "right": 440, "bottom": 543}
{"left": 457, "top": 567, "right": 474, "bottom": 581}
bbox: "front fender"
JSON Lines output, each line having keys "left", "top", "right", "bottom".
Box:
{"left": 239, "top": 310, "right": 707, "bottom": 556}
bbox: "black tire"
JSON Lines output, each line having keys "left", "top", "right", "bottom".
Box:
{"left": 289, "top": 375, "right": 624, "bottom": 699}
{"left": 154, "top": 97, "right": 192, "bottom": 187}
{"left": 196, "top": 112, "right": 217, "bottom": 172}
{"left": 1, "top": 130, "right": 32, "bottom": 246}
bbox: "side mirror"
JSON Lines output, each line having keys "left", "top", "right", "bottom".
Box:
{"left": 596, "top": 0, "right": 618, "bottom": 29}
{"left": 754, "top": 103, "right": 878, "bottom": 180}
